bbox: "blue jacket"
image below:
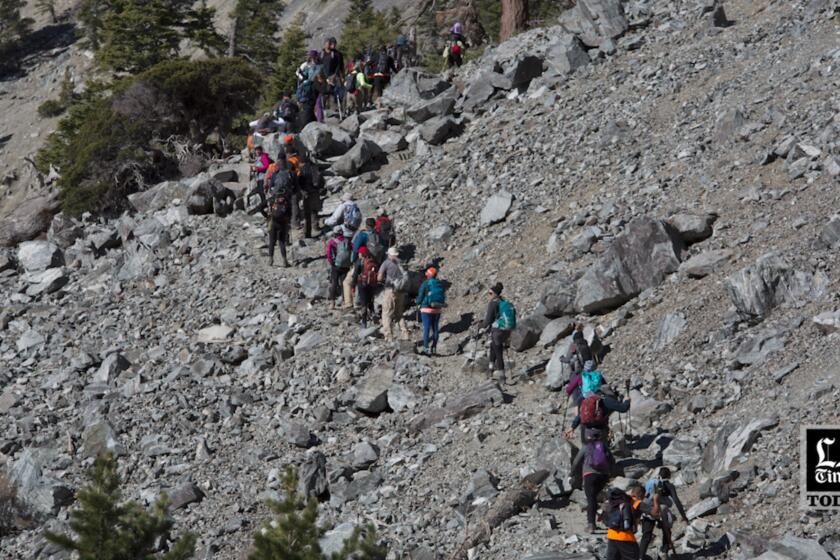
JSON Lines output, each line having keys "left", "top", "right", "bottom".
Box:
{"left": 351, "top": 230, "right": 371, "bottom": 262}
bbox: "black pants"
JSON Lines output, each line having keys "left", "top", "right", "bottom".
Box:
{"left": 489, "top": 328, "right": 511, "bottom": 371}
{"left": 298, "top": 103, "right": 315, "bottom": 130}
{"left": 330, "top": 266, "right": 348, "bottom": 301}
{"left": 357, "top": 284, "right": 375, "bottom": 324}
{"left": 583, "top": 473, "right": 609, "bottom": 527}
{"left": 268, "top": 217, "right": 288, "bottom": 261}
{"left": 302, "top": 193, "right": 319, "bottom": 238}
{"left": 290, "top": 189, "right": 302, "bottom": 228}
{"left": 606, "top": 539, "right": 640, "bottom": 560}
{"left": 373, "top": 76, "right": 388, "bottom": 100}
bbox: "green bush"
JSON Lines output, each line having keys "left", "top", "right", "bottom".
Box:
{"left": 249, "top": 469, "right": 386, "bottom": 560}
{"left": 37, "top": 99, "right": 67, "bottom": 117}
{"left": 44, "top": 454, "right": 195, "bottom": 560}
{"left": 37, "top": 58, "right": 261, "bottom": 216}
{"left": 340, "top": 0, "right": 401, "bottom": 60}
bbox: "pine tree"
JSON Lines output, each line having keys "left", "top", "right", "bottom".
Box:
{"left": 345, "top": 0, "right": 372, "bottom": 24}
{"left": 0, "top": 0, "right": 33, "bottom": 58}
{"left": 249, "top": 469, "right": 385, "bottom": 560}
{"left": 340, "top": 5, "right": 400, "bottom": 61}
{"left": 185, "top": 1, "right": 225, "bottom": 56}
{"left": 266, "top": 18, "right": 307, "bottom": 102}
{"left": 44, "top": 454, "right": 196, "bottom": 560}
{"left": 232, "top": 0, "right": 284, "bottom": 71}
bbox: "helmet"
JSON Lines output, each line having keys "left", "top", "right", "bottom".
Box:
{"left": 452, "top": 22, "right": 463, "bottom": 35}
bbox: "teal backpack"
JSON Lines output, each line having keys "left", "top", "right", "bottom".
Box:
{"left": 495, "top": 299, "right": 517, "bottom": 330}
{"left": 425, "top": 278, "right": 446, "bottom": 308}
{"left": 581, "top": 370, "right": 603, "bottom": 398}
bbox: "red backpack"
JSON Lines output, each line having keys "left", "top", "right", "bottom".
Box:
{"left": 358, "top": 258, "right": 379, "bottom": 286}
{"left": 580, "top": 394, "right": 607, "bottom": 427}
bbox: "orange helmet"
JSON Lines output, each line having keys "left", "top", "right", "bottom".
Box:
{"left": 425, "top": 267, "right": 437, "bottom": 278}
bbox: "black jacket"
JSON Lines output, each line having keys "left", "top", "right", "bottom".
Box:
{"left": 571, "top": 395, "right": 630, "bottom": 430}
{"left": 482, "top": 297, "right": 501, "bottom": 329}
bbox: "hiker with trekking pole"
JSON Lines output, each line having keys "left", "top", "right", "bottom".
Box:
{"left": 480, "top": 283, "right": 517, "bottom": 383}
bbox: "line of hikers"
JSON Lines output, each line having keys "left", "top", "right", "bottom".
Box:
{"left": 560, "top": 328, "right": 690, "bottom": 560}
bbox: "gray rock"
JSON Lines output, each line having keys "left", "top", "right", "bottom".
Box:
{"left": 406, "top": 88, "right": 458, "bottom": 123}
{"left": 117, "top": 242, "right": 157, "bottom": 281}
{"left": 687, "top": 497, "right": 721, "bottom": 520}
{"left": 662, "top": 438, "right": 703, "bottom": 468}
{"left": 546, "top": 34, "right": 590, "bottom": 75}
{"left": 48, "top": 214, "right": 84, "bottom": 249}
{"left": 9, "top": 449, "right": 74, "bottom": 517}
{"left": 319, "top": 522, "right": 357, "bottom": 557}
{"left": 427, "top": 224, "right": 454, "bottom": 242}
{"left": 128, "top": 180, "right": 189, "bottom": 213}
{"left": 196, "top": 324, "right": 234, "bottom": 343}
{"left": 340, "top": 471, "right": 384, "bottom": 503}
{"left": 667, "top": 213, "right": 717, "bottom": 243}
{"left": 167, "top": 481, "right": 205, "bottom": 511}
{"left": 409, "top": 382, "right": 504, "bottom": 432}
{"left": 212, "top": 169, "right": 238, "bottom": 183}
{"left": 419, "top": 116, "right": 459, "bottom": 146}
{"left": 538, "top": 317, "right": 575, "bottom": 347}
{"left": 355, "top": 368, "right": 394, "bottom": 414}
{"left": 0, "top": 192, "right": 59, "bottom": 247}
{"left": 819, "top": 215, "right": 840, "bottom": 248}
{"left": 281, "top": 420, "right": 314, "bottom": 448}
{"left": 352, "top": 441, "right": 380, "bottom": 469}
{"left": 94, "top": 353, "right": 130, "bottom": 384}
{"left": 0, "top": 250, "right": 15, "bottom": 272}
{"left": 362, "top": 129, "right": 407, "bottom": 154}
{"left": 133, "top": 217, "right": 170, "bottom": 250}
{"left": 733, "top": 328, "right": 786, "bottom": 367}
{"left": 726, "top": 253, "right": 827, "bottom": 323}
{"left": 510, "top": 314, "right": 550, "bottom": 352}
{"left": 463, "top": 72, "right": 497, "bottom": 112}
{"left": 653, "top": 312, "right": 686, "bottom": 351}
{"left": 575, "top": 217, "right": 685, "bottom": 313}
{"left": 387, "top": 384, "right": 418, "bottom": 413}
{"left": 17, "top": 240, "right": 63, "bottom": 272}
{"left": 537, "top": 280, "right": 576, "bottom": 318}
{"left": 571, "top": 226, "right": 601, "bottom": 253}
{"left": 298, "top": 272, "right": 329, "bottom": 300}
{"left": 480, "top": 190, "right": 513, "bottom": 226}
{"left": 300, "top": 122, "right": 355, "bottom": 157}
{"left": 380, "top": 69, "right": 433, "bottom": 107}
{"left": 714, "top": 107, "right": 746, "bottom": 143}
{"left": 298, "top": 451, "right": 328, "bottom": 499}
{"left": 813, "top": 310, "right": 840, "bottom": 334}
{"left": 559, "top": 0, "right": 628, "bottom": 47}
{"left": 294, "top": 331, "right": 324, "bottom": 354}
{"left": 16, "top": 329, "right": 45, "bottom": 352}
{"left": 544, "top": 341, "right": 572, "bottom": 391}
{"left": 702, "top": 417, "right": 778, "bottom": 473}
{"left": 769, "top": 536, "right": 833, "bottom": 560}
{"left": 89, "top": 227, "right": 121, "bottom": 253}
{"left": 680, "top": 249, "right": 732, "bottom": 278}
{"left": 535, "top": 437, "right": 580, "bottom": 493}
{"left": 23, "top": 268, "right": 69, "bottom": 296}
{"left": 81, "top": 418, "right": 125, "bottom": 458}
{"left": 505, "top": 55, "right": 544, "bottom": 90}
{"left": 333, "top": 139, "right": 385, "bottom": 178}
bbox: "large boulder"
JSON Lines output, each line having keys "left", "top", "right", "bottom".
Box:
{"left": 0, "top": 191, "right": 60, "bottom": 247}
{"left": 534, "top": 437, "right": 580, "bottom": 494}
{"left": 510, "top": 314, "right": 550, "bottom": 352}
{"left": 406, "top": 88, "right": 458, "bottom": 123}
{"left": 679, "top": 249, "right": 733, "bottom": 278}
{"left": 559, "top": 0, "right": 628, "bottom": 47}
{"left": 575, "top": 218, "right": 685, "bottom": 313}
{"left": 819, "top": 215, "right": 840, "bottom": 248}
{"left": 47, "top": 214, "right": 84, "bottom": 249}
{"left": 667, "top": 212, "right": 717, "bottom": 244}
{"left": 702, "top": 417, "right": 778, "bottom": 474}
{"left": 17, "top": 240, "right": 63, "bottom": 272}
{"left": 355, "top": 368, "right": 394, "bottom": 414}
{"left": 300, "top": 122, "right": 354, "bottom": 158}
{"left": 362, "top": 129, "right": 407, "bottom": 154}
{"left": 381, "top": 69, "right": 449, "bottom": 107}
{"left": 128, "top": 180, "right": 190, "bottom": 213}
{"left": 462, "top": 72, "right": 497, "bottom": 112}
{"left": 536, "top": 279, "right": 576, "bottom": 318}
{"left": 545, "top": 34, "right": 590, "bottom": 76}
{"left": 726, "top": 253, "right": 828, "bottom": 324}
{"left": 544, "top": 339, "right": 573, "bottom": 391}
{"left": 9, "top": 448, "right": 74, "bottom": 517}
{"left": 479, "top": 190, "right": 513, "bottom": 226}
{"left": 333, "top": 139, "right": 385, "bottom": 178}
{"left": 419, "top": 116, "right": 460, "bottom": 146}
{"left": 504, "top": 55, "right": 544, "bottom": 90}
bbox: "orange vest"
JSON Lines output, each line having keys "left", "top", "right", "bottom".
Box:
{"left": 606, "top": 498, "right": 641, "bottom": 542}
{"left": 287, "top": 153, "right": 302, "bottom": 177}
{"left": 263, "top": 162, "right": 281, "bottom": 190}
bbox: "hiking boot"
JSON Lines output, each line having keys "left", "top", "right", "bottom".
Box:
{"left": 268, "top": 256, "right": 274, "bottom": 266}
{"left": 282, "top": 258, "right": 290, "bottom": 268}
{"left": 586, "top": 524, "right": 596, "bottom": 534}
{"left": 430, "top": 345, "right": 437, "bottom": 356}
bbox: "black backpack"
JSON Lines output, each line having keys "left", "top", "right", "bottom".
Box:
{"left": 376, "top": 55, "right": 389, "bottom": 74}
{"left": 345, "top": 72, "right": 357, "bottom": 93}
{"left": 603, "top": 489, "right": 634, "bottom": 531}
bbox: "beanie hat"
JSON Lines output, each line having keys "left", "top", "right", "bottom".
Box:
{"left": 308, "top": 49, "right": 319, "bottom": 59}
{"left": 358, "top": 246, "right": 369, "bottom": 255}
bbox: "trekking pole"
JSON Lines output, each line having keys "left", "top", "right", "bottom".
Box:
{"left": 625, "top": 378, "right": 632, "bottom": 439}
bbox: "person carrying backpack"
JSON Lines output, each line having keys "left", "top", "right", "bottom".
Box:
{"left": 570, "top": 424, "right": 613, "bottom": 533}
{"left": 415, "top": 267, "right": 445, "bottom": 355}
{"left": 298, "top": 159, "right": 324, "bottom": 238}
{"left": 443, "top": 22, "right": 467, "bottom": 68}
{"left": 640, "top": 468, "right": 689, "bottom": 560}
{"left": 265, "top": 158, "right": 293, "bottom": 268}
{"left": 325, "top": 193, "right": 363, "bottom": 309}
{"left": 345, "top": 60, "right": 372, "bottom": 114}
{"left": 296, "top": 50, "right": 322, "bottom": 129}
{"left": 564, "top": 382, "right": 629, "bottom": 441}
{"left": 326, "top": 227, "right": 352, "bottom": 309}
{"left": 248, "top": 146, "right": 271, "bottom": 214}
{"left": 601, "top": 485, "right": 660, "bottom": 560}
{"left": 372, "top": 45, "right": 396, "bottom": 107}
{"left": 481, "top": 282, "right": 516, "bottom": 380}
{"left": 276, "top": 94, "right": 299, "bottom": 133}
{"left": 321, "top": 37, "right": 345, "bottom": 116}
{"left": 375, "top": 210, "right": 396, "bottom": 247}
{"left": 352, "top": 246, "right": 379, "bottom": 327}
{"left": 378, "top": 247, "right": 410, "bottom": 341}
{"left": 351, "top": 218, "right": 378, "bottom": 263}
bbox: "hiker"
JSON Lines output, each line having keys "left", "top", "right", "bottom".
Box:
{"left": 321, "top": 37, "right": 345, "bottom": 114}
{"left": 296, "top": 50, "right": 322, "bottom": 130}
{"left": 566, "top": 360, "right": 606, "bottom": 411}
{"left": 602, "top": 485, "right": 660, "bottom": 560}
{"left": 265, "top": 157, "right": 293, "bottom": 268}
{"left": 640, "top": 468, "right": 689, "bottom": 560}
{"left": 570, "top": 325, "right": 595, "bottom": 373}
{"left": 375, "top": 210, "right": 396, "bottom": 247}
{"left": 262, "top": 147, "right": 286, "bottom": 202}
{"left": 298, "top": 159, "right": 324, "bottom": 238}
{"left": 325, "top": 193, "right": 363, "bottom": 309}
{"left": 353, "top": 217, "right": 386, "bottom": 265}
{"left": 285, "top": 141, "right": 304, "bottom": 229}
{"left": 415, "top": 267, "right": 445, "bottom": 355}
{"left": 248, "top": 146, "right": 271, "bottom": 213}
{"left": 275, "top": 94, "right": 300, "bottom": 134}
{"left": 353, "top": 246, "right": 379, "bottom": 327}
{"left": 250, "top": 112, "right": 281, "bottom": 134}
{"left": 345, "top": 60, "right": 373, "bottom": 114}
{"left": 326, "top": 227, "right": 352, "bottom": 309}
{"left": 481, "top": 282, "right": 516, "bottom": 379}
{"left": 372, "top": 45, "right": 396, "bottom": 107}
{"left": 395, "top": 34, "right": 409, "bottom": 70}
{"left": 444, "top": 22, "right": 467, "bottom": 68}
{"left": 378, "top": 247, "right": 410, "bottom": 341}
{"left": 563, "top": 381, "right": 629, "bottom": 441}
{"left": 571, "top": 424, "right": 613, "bottom": 533}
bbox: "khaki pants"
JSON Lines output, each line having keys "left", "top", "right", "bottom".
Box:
{"left": 342, "top": 268, "right": 355, "bottom": 309}
{"left": 381, "top": 288, "right": 409, "bottom": 339}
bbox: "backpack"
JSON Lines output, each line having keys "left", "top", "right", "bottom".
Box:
{"left": 334, "top": 239, "right": 351, "bottom": 269}
{"left": 588, "top": 440, "right": 612, "bottom": 472}
{"left": 425, "top": 277, "right": 446, "bottom": 308}
{"left": 366, "top": 232, "right": 385, "bottom": 263}
{"left": 358, "top": 258, "right": 378, "bottom": 286}
{"left": 376, "top": 55, "right": 389, "bottom": 74}
{"left": 580, "top": 394, "right": 607, "bottom": 427}
{"left": 345, "top": 72, "right": 357, "bottom": 94}
{"left": 296, "top": 80, "right": 313, "bottom": 103}
{"left": 495, "top": 299, "right": 517, "bottom": 330}
{"left": 581, "top": 370, "right": 603, "bottom": 398}
{"left": 450, "top": 42, "right": 463, "bottom": 57}
{"left": 302, "top": 164, "right": 323, "bottom": 194}
{"left": 343, "top": 202, "right": 362, "bottom": 231}
{"left": 392, "top": 264, "right": 409, "bottom": 292}
{"left": 604, "top": 490, "right": 634, "bottom": 531}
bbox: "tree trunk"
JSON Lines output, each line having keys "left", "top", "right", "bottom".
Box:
{"left": 499, "top": 0, "right": 528, "bottom": 42}
{"left": 227, "top": 17, "right": 237, "bottom": 57}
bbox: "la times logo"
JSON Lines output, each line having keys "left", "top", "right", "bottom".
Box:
{"left": 801, "top": 425, "right": 840, "bottom": 509}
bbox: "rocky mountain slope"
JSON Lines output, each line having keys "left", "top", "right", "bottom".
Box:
{"left": 2, "top": 0, "right": 840, "bottom": 559}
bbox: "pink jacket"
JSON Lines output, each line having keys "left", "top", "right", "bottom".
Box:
{"left": 326, "top": 236, "right": 346, "bottom": 265}
{"left": 254, "top": 153, "right": 270, "bottom": 173}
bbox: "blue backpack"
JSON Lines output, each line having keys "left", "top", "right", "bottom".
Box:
{"left": 296, "top": 80, "right": 313, "bottom": 103}
{"left": 581, "top": 370, "right": 603, "bottom": 398}
{"left": 495, "top": 299, "right": 517, "bottom": 330}
{"left": 425, "top": 278, "right": 446, "bottom": 308}
{"left": 343, "top": 202, "right": 362, "bottom": 231}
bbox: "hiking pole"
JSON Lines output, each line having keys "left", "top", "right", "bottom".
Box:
{"left": 625, "top": 378, "right": 632, "bottom": 440}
